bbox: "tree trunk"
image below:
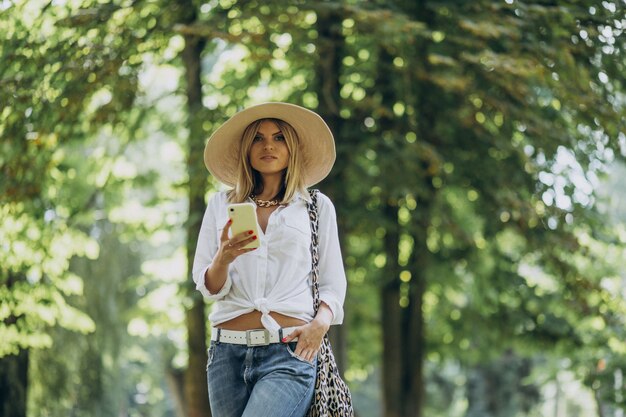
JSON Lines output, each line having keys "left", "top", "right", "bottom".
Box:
{"left": 380, "top": 204, "right": 428, "bottom": 417}
{"left": 180, "top": 1, "right": 211, "bottom": 416}
{"left": 402, "top": 193, "right": 432, "bottom": 417}
{"left": 465, "top": 352, "right": 538, "bottom": 417}
{"left": 401, "top": 1, "right": 438, "bottom": 415}
{"left": 0, "top": 349, "right": 28, "bottom": 417}
{"left": 374, "top": 36, "right": 414, "bottom": 416}
{"left": 167, "top": 364, "right": 189, "bottom": 417}
{"left": 593, "top": 387, "right": 605, "bottom": 417}
{"left": 377, "top": 17, "right": 432, "bottom": 413}
{"left": 0, "top": 272, "right": 29, "bottom": 417}
{"left": 314, "top": 5, "right": 350, "bottom": 375}
{"left": 381, "top": 202, "right": 403, "bottom": 417}
{"left": 405, "top": 259, "right": 426, "bottom": 416}
{"left": 554, "top": 374, "right": 560, "bottom": 417}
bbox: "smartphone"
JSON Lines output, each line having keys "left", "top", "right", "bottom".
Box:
{"left": 227, "top": 203, "right": 260, "bottom": 249}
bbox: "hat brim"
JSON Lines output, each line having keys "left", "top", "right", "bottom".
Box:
{"left": 204, "top": 102, "right": 336, "bottom": 188}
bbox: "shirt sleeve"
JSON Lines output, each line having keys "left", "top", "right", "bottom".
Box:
{"left": 316, "top": 193, "right": 347, "bottom": 325}
{"left": 192, "top": 192, "right": 232, "bottom": 300}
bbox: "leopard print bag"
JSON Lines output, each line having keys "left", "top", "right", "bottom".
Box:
{"left": 306, "top": 190, "right": 354, "bottom": 417}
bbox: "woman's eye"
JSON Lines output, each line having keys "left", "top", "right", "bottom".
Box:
{"left": 253, "top": 136, "right": 263, "bottom": 142}
{"left": 275, "top": 135, "right": 285, "bottom": 141}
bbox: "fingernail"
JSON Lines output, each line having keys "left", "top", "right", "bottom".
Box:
{"left": 248, "top": 230, "right": 253, "bottom": 234}
{"left": 281, "top": 338, "right": 287, "bottom": 343}
{"left": 228, "top": 219, "right": 232, "bottom": 224}
{"left": 252, "top": 236, "right": 257, "bottom": 240}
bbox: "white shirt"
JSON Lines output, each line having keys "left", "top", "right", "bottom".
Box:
{"left": 192, "top": 190, "right": 346, "bottom": 331}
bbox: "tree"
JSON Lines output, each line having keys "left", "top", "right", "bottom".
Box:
{"left": 0, "top": 1, "right": 207, "bottom": 415}
{"left": 3, "top": 1, "right": 625, "bottom": 416}
{"left": 344, "top": 1, "right": 625, "bottom": 416}
{"left": 177, "top": 0, "right": 212, "bottom": 415}
{"left": 139, "top": 1, "right": 626, "bottom": 416}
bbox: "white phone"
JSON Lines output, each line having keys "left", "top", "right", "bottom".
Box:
{"left": 227, "top": 203, "right": 260, "bottom": 249}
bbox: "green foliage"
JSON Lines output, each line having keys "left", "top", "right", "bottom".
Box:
{"left": 0, "top": 205, "right": 97, "bottom": 356}
{"left": 0, "top": 0, "right": 175, "bottom": 353}
{"left": 1, "top": 1, "right": 188, "bottom": 415}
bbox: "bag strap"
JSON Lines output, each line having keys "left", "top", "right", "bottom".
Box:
{"left": 306, "top": 189, "right": 321, "bottom": 314}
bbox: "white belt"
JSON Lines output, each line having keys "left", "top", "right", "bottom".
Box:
{"left": 211, "top": 327, "right": 299, "bottom": 346}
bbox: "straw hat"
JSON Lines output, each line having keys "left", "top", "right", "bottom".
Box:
{"left": 204, "top": 102, "right": 336, "bottom": 188}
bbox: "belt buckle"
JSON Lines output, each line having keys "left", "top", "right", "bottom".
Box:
{"left": 246, "top": 329, "right": 270, "bottom": 346}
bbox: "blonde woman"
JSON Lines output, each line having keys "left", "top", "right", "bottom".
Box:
{"left": 192, "top": 102, "right": 347, "bottom": 417}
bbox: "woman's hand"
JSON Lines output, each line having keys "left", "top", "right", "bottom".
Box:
{"left": 204, "top": 219, "right": 257, "bottom": 294}
{"left": 282, "top": 303, "right": 334, "bottom": 363}
{"left": 214, "top": 219, "right": 258, "bottom": 266}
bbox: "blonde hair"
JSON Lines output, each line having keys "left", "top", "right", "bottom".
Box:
{"left": 228, "top": 118, "right": 307, "bottom": 204}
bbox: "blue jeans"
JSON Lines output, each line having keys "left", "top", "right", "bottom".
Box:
{"left": 207, "top": 341, "right": 317, "bottom": 417}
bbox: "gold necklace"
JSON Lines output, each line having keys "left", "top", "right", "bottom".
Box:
{"left": 250, "top": 195, "right": 280, "bottom": 207}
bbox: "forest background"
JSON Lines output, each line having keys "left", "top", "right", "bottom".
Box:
{"left": 1, "top": 1, "right": 626, "bottom": 417}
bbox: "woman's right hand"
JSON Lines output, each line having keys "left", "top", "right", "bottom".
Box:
{"left": 213, "top": 219, "right": 258, "bottom": 266}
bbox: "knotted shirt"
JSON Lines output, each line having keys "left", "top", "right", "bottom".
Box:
{"left": 192, "top": 191, "right": 346, "bottom": 331}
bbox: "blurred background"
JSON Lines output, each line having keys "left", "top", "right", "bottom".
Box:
{"left": 1, "top": 1, "right": 625, "bottom": 416}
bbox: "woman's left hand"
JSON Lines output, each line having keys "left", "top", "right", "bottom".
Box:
{"left": 282, "top": 302, "right": 334, "bottom": 363}
{"left": 282, "top": 321, "right": 328, "bottom": 363}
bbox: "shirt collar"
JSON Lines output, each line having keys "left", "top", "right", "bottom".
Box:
{"left": 294, "top": 190, "right": 312, "bottom": 204}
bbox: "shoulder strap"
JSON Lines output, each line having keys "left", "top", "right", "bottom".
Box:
{"left": 306, "top": 189, "right": 321, "bottom": 313}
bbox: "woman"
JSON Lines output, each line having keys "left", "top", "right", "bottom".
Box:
{"left": 192, "top": 102, "right": 347, "bottom": 417}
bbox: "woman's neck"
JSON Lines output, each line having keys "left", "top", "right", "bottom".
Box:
{"left": 256, "top": 174, "right": 283, "bottom": 200}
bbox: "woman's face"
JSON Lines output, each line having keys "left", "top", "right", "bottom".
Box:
{"left": 248, "top": 120, "right": 290, "bottom": 177}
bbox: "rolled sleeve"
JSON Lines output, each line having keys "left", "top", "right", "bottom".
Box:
{"left": 194, "top": 264, "right": 233, "bottom": 300}
{"left": 316, "top": 193, "right": 347, "bottom": 325}
{"left": 319, "top": 292, "right": 343, "bottom": 324}
{"left": 192, "top": 193, "right": 231, "bottom": 300}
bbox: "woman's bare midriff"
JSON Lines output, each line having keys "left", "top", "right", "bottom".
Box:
{"left": 217, "top": 310, "right": 307, "bottom": 330}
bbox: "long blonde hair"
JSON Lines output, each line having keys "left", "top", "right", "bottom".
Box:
{"left": 228, "top": 118, "right": 307, "bottom": 204}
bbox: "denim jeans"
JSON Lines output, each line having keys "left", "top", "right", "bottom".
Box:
{"left": 207, "top": 341, "right": 317, "bottom": 417}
